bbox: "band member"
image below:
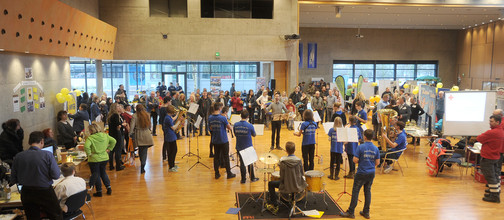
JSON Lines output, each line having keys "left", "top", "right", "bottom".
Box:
{"left": 344, "top": 116, "right": 363, "bottom": 179}
{"left": 233, "top": 110, "right": 259, "bottom": 184}
{"left": 328, "top": 117, "right": 344, "bottom": 180}
{"left": 267, "top": 94, "right": 288, "bottom": 150}
{"left": 163, "top": 105, "right": 184, "bottom": 172}
{"left": 209, "top": 102, "right": 236, "bottom": 179}
{"left": 355, "top": 101, "right": 367, "bottom": 136}
{"left": 294, "top": 110, "right": 318, "bottom": 171}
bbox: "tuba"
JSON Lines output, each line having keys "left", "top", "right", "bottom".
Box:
{"left": 377, "top": 109, "right": 398, "bottom": 150}
{"left": 174, "top": 106, "right": 187, "bottom": 133}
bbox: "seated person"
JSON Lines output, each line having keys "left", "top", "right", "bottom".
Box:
{"left": 266, "top": 141, "right": 307, "bottom": 215}
{"left": 53, "top": 162, "right": 86, "bottom": 213}
{"left": 380, "top": 121, "right": 407, "bottom": 173}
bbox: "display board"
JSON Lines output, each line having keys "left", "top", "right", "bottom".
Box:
{"left": 361, "top": 82, "right": 375, "bottom": 99}
{"left": 418, "top": 85, "right": 436, "bottom": 132}
{"left": 378, "top": 80, "right": 393, "bottom": 97}
{"left": 443, "top": 91, "right": 496, "bottom": 136}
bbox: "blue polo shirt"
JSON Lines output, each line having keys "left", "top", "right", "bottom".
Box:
{"left": 328, "top": 128, "right": 343, "bottom": 153}
{"left": 345, "top": 125, "right": 362, "bottom": 155}
{"left": 11, "top": 147, "right": 60, "bottom": 188}
{"left": 300, "top": 120, "right": 318, "bottom": 146}
{"left": 357, "top": 109, "right": 367, "bottom": 128}
{"left": 355, "top": 142, "right": 380, "bottom": 174}
{"left": 209, "top": 114, "right": 229, "bottom": 144}
{"left": 389, "top": 130, "right": 407, "bottom": 157}
{"left": 233, "top": 120, "right": 256, "bottom": 151}
{"left": 163, "top": 115, "right": 177, "bottom": 142}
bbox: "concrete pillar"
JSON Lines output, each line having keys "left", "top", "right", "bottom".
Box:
{"left": 95, "top": 59, "right": 103, "bottom": 96}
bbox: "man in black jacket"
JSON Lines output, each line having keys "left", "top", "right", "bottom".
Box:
{"left": 197, "top": 92, "right": 212, "bottom": 136}
{"left": 289, "top": 86, "right": 302, "bottom": 104}
{"left": 0, "top": 119, "right": 24, "bottom": 166}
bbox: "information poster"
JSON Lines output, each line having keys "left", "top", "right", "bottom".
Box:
{"left": 13, "top": 95, "right": 19, "bottom": 112}
{"left": 256, "top": 77, "right": 266, "bottom": 92}
{"left": 210, "top": 76, "right": 221, "bottom": 96}
{"left": 419, "top": 85, "right": 436, "bottom": 131}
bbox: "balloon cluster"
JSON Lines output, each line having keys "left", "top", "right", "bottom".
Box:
{"left": 450, "top": 86, "right": 459, "bottom": 91}
{"left": 371, "top": 82, "right": 378, "bottom": 87}
{"left": 403, "top": 83, "right": 410, "bottom": 89}
{"left": 412, "top": 86, "right": 419, "bottom": 95}
{"left": 55, "top": 88, "right": 75, "bottom": 103}
{"left": 369, "top": 95, "right": 381, "bottom": 103}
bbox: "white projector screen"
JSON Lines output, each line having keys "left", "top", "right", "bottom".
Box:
{"left": 443, "top": 91, "right": 496, "bottom": 136}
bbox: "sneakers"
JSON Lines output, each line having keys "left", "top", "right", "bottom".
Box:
{"left": 251, "top": 178, "right": 260, "bottom": 183}
{"left": 360, "top": 211, "right": 370, "bottom": 219}
{"left": 215, "top": 173, "right": 221, "bottom": 179}
{"left": 265, "top": 203, "right": 279, "bottom": 215}
{"left": 328, "top": 175, "right": 334, "bottom": 180}
{"left": 116, "top": 165, "right": 125, "bottom": 171}
{"left": 344, "top": 172, "right": 354, "bottom": 179}
{"left": 169, "top": 167, "right": 178, "bottom": 172}
{"left": 340, "top": 211, "right": 355, "bottom": 218}
{"left": 275, "top": 146, "right": 283, "bottom": 150}
{"left": 93, "top": 192, "right": 102, "bottom": 197}
{"left": 106, "top": 187, "right": 112, "bottom": 195}
{"left": 483, "top": 193, "right": 501, "bottom": 203}
{"left": 240, "top": 179, "right": 246, "bottom": 184}
{"left": 227, "top": 173, "right": 236, "bottom": 179}
{"left": 384, "top": 165, "right": 393, "bottom": 174}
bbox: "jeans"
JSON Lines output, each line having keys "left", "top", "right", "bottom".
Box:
{"left": 165, "top": 141, "right": 178, "bottom": 169}
{"left": 271, "top": 121, "right": 281, "bottom": 147}
{"left": 21, "top": 186, "right": 63, "bottom": 220}
{"left": 326, "top": 108, "right": 333, "bottom": 123}
{"left": 88, "top": 161, "right": 111, "bottom": 192}
{"left": 239, "top": 153, "right": 256, "bottom": 181}
{"left": 214, "top": 142, "right": 231, "bottom": 174}
{"left": 481, "top": 158, "right": 501, "bottom": 186}
{"left": 268, "top": 180, "right": 281, "bottom": 205}
{"left": 347, "top": 173, "right": 375, "bottom": 215}
{"left": 109, "top": 133, "right": 123, "bottom": 169}
{"left": 138, "top": 146, "right": 149, "bottom": 169}
{"left": 287, "top": 119, "right": 294, "bottom": 130}
{"left": 302, "top": 144, "right": 315, "bottom": 171}
{"left": 151, "top": 111, "right": 158, "bottom": 135}
{"left": 330, "top": 152, "right": 343, "bottom": 176}
{"left": 347, "top": 154, "right": 355, "bottom": 173}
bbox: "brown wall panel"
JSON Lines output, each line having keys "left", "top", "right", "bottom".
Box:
{"left": 0, "top": 0, "right": 117, "bottom": 59}
{"left": 274, "top": 61, "right": 287, "bottom": 93}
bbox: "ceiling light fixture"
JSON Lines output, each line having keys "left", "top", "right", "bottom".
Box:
{"left": 482, "top": 22, "right": 485, "bottom": 24}
{"left": 0, "top": 49, "right": 4, "bottom": 51}
{"left": 335, "top": 6, "right": 343, "bottom": 18}
{"left": 24, "top": 51, "right": 29, "bottom": 53}
{"left": 490, "top": 20, "right": 493, "bottom": 22}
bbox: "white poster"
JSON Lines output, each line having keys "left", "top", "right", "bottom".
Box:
{"left": 239, "top": 147, "right": 258, "bottom": 166}
{"left": 13, "top": 95, "right": 20, "bottom": 112}
{"left": 253, "top": 124, "right": 264, "bottom": 136}
{"left": 313, "top": 111, "right": 321, "bottom": 122}
{"left": 230, "top": 114, "right": 241, "bottom": 125}
{"left": 25, "top": 68, "right": 33, "bottom": 79}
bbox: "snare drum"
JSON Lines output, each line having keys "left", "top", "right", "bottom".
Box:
{"left": 305, "top": 170, "right": 324, "bottom": 192}
{"left": 271, "top": 171, "right": 280, "bottom": 181}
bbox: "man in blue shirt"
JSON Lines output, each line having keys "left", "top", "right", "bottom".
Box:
{"left": 209, "top": 102, "right": 236, "bottom": 179}
{"left": 233, "top": 110, "right": 259, "bottom": 184}
{"left": 380, "top": 121, "right": 407, "bottom": 173}
{"left": 11, "top": 131, "right": 63, "bottom": 220}
{"left": 341, "top": 129, "right": 380, "bottom": 219}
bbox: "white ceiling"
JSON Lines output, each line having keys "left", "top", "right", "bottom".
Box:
{"left": 300, "top": 4, "right": 504, "bottom": 29}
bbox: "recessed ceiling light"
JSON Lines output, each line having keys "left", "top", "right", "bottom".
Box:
{"left": 490, "top": 20, "right": 493, "bottom": 22}
{"left": 385, "top": 7, "right": 388, "bottom": 10}
{"left": 463, "top": 27, "right": 465, "bottom": 29}
{"left": 25, "top": 51, "right": 29, "bottom": 53}
{"left": 482, "top": 22, "right": 485, "bottom": 24}
{"left": 0, "top": 49, "right": 4, "bottom": 51}
{"left": 469, "top": 26, "right": 471, "bottom": 28}
{"left": 475, "top": 24, "right": 478, "bottom": 26}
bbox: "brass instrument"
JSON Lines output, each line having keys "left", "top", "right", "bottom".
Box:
{"left": 174, "top": 106, "right": 187, "bottom": 133}
{"left": 377, "top": 109, "right": 398, "bottom": 150}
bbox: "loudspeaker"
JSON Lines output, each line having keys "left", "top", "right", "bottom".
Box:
{"left": 269, "top": 79, "right": 276, "bottom": 91}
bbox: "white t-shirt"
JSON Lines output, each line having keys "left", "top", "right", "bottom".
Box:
{"left": 53, "top": 175, "right": 87, "bottom": 212}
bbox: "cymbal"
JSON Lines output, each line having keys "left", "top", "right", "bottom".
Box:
{"left": 259, "top": 153, "right": 279, "bottom": 165}
{"left": 256, "top": 168, "right": 275, "bottom": 173}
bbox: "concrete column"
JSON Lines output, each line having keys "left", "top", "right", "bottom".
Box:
{"left": 95, "top": 59, "right": 103, "bottom": 96}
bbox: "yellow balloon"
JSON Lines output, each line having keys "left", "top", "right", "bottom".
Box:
{"left": 56, "top": 93, "right": 66, "bottom": 103}
{"left": 352, "top": 83, "right": 357, "bottom": 88}
{"left": 374, "top": 95, "right": 381, "bottom": 102}
{"left": 436, "top": 88, "right": 438, "bottom": 94}
{"left": 403, "top": 84, "right": 410, "bottom": 89}
{"left": 61, "top": 88, "right": 70, "bottom": 95}
{"left": 371, "top": 82, "right": 378, "bottom": 87}
{"left": 451, "top": 86, "right": 459, "bottom": 91}
{"left": 412, "top": 89, "right": 419, "bottom": 95}
{"left": 369, "top": 96, "right": 375, "bottom": 103}
{"left": 74, "top": 90, "right": 82, "bottom": 97}
{"left": 436, "top": 83, "right": 443, "bottom": 88}
{"left": 65, "top": 94, "right": 73, "bottom": 101}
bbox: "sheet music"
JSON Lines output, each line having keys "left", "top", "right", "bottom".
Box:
{"left": 253, "top": 124, "right": 264, "bottom": 136}
{"left": 337, "top": 127, "right": 359, "bottom": 142}
{"left": 194, "top": 115, "right": 203, "bottom": 129}
{"left": 313, "top": 111, "right": 322, "bottom": 122}
{"left": 230, "top": 114, "right": 241, "bottom": 125}
{"left": 294, "top": 121, "right": 303, "bottom": 133}
{"left": 323, "top": 122, "right": 333, "bottom": 135}
{"left": 239, "top": 147, "right": 258, "bottom": 166}
{"left": 188, "top": 103, "right": 199, "bottom": 114}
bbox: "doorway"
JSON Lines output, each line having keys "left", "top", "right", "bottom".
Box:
{"left": 162, "top": 72, "right": 187, "bottom": 94}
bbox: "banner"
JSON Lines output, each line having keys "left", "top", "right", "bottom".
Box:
{"left": 419, "top": 85, "right": 436, "bottom": 132}
{"left": 307, "top": 43, "right": 317, "bottom": 69}
{"left": 335, "top": 75, "right": 346, "bottom": 101}
{"left": 210, "top": 76, "right": 221, "bottom": 96}
{"left": 299, "top": 43, "right": 303, "bottom": 68}
{"left": 356, "top": 75, "right": 364, "bottom": 94}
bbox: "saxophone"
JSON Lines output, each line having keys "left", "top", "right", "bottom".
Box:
{"left": 174, "top": 107, "right": 187, "bottom": 133}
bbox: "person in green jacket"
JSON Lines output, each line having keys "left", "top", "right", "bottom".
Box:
{"left": 84, "top": 123, "right": 117, "bottom": 197}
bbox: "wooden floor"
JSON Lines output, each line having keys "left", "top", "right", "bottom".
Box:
{"left": 82, "top": 123, "right": 503, "bottom": 220}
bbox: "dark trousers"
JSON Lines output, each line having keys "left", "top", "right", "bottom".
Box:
{"left": 200, "top": 115, "right": 210, "bottom": 135}
{"left": 239, "top": 153, "right": 256, "bottom": 181}
{"left": 268, "top": 180, "right": 281, "bottom": 205}
{"left": 436, "top": 112, "right": 443, "bottom": 122}
{"left": 162, "top": 139, "right": 169, "bottom": 160}
{"left": 214, "top": 142, "right": 231, "bottom": 174}
{"left": 165, "top": 141, "right": 178, "bottom": 169}
{"left": 302, "top": 144, "right": 315, "bottom": 171}
{"left": 247, "top": 107, "right": 255, "bottom": 124}
{"left": 481, "top": 158, "right": 501, "bottom": 186}
{"left": 316, "top": 109, "right": 324, "bottom": 123}
{"left": 347, "top": 154, "right": 355, "bottom": 173}
{"left": 88, "top": 161, "right": 111, "bottom": 192}
{"left": 330, "top": 152, "right": 343, "bottom": 177}
{"left": 21, "top": 186, "right": 63, "bottom": 220}
{"left": 109, "top": 133, "right": 123, "bottom": 169}
{"left": 151, "top": 112, "right": 158, "bottom": 135}
{"left": 326, "top": 108, "right": 333, "bottom": 123}
{"left": 271, "top": 121, "right": 281, "bottom": 148}
{"left": 138, "top": 146, "right": 149, "bottom": 169}
{"left": 347, "top": 173, "right": 375, "bottom": 215}
{"left": 379, "top": 151, "right": 399, "bottom": 166}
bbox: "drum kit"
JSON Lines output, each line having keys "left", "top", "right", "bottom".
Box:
{"left": 241, "top": 152, "right": 279, "bottom": 211}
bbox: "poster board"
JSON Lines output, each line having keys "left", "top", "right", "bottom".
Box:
{"left": 253, "top": 124, "right": 264, "bottom": 136}
{"left": 418, "top": 85, "right": 436, "bottom": 132}
{"left": 210, "top": 76, "right": 221, "bottom": 96}
{"left": 378, "top": 80, "right": 393, "bottom": 97}
{"left": 361, "top": 82, "right": 375, "bottom": 100}
{"left": 256, "top": 77, "right": 266, "bottom": 92}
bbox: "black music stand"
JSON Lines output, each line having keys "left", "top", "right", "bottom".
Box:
{"left": 188, "top": 118, "right": 210, "bottom": 171}
{"left": 182, "top": 119, "right": 199, "bottom": 159}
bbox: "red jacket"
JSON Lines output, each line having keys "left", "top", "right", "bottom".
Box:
{"left": 477, "top": 125, "right": 504, "bottom": 160}
{"left": 501, "top": 123, "right": 504, "bottom": 153}
{"left": 230, "top": 97, "right": 244, "bottom": 112}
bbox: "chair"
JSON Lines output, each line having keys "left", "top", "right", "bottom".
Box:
{"left": 63, "top": 190, "right": 88, "bottom": 220}
{"left": 436, "top": 149, "right": 464, "bottom": 178}
{"left": 381, "top": 148, "right": 407, "bottom": 176}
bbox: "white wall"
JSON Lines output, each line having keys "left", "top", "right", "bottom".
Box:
{"left": 0, "top": 52, "right": 71, "bottom": 148}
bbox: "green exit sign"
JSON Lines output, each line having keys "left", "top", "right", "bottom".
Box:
{"left": 215, "top": 52, "right": 220, "bottom": 59}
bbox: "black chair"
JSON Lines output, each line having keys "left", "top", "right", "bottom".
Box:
{"left": 63, "top": 190, "right": 88, "bottom": 220}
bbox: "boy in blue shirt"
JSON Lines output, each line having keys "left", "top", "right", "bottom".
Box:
{"left": 355, "top": 101, "right": 367, "bottom": 137}
{"left": 380, "top": 121, "right": 407, "bottom": 173}
{"left": 344, "top": 116, "right": 363, "bottom": 179}
{"left": 163, "top": 105, "right": 183, "bottom": 172}
{"left": 208, "top": 102, "right": 236, "bottom": 179}
{"left": 341, "top": 129, "right": 380, "bottom": 219}
{"left": 233, "top": 110, "right": 259, "bottom": 184}
{"left": 294, "top": 110, "right": 318, "bottom": 171}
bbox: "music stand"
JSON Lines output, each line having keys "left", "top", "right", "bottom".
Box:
{"left": 188, "top": 117, "right": 210, "bottom": 171}
{"left": 182, "top": 118, "right": 199, "bottom": 159}
{"left": 336, "top": 153, "right": 361, "bottom": 203}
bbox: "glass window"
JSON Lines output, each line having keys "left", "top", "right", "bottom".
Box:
{"left": 70, "top": 63, "right": 86, "bottom": 92}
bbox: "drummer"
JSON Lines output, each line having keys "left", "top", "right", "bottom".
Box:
{"left": 265, "top": 142, "right": 307, "bottom": 215}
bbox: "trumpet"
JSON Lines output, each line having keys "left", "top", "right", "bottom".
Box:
{"left": 174, "top": 107, "right": 187, "bottom": 133}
